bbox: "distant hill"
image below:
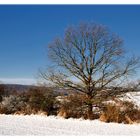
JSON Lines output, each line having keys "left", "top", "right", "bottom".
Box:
{"left": 0, "top": 84, "right": 35, "bottom": 95}
{"left": 0, "top": 84, "right": 81, "bottom": 96}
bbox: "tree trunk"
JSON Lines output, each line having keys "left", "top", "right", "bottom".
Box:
{"left": 86, "top": 93, "right": 93, "bottom": 119}
{"left": 87, "top": 103, "right": 93, "bottom": 119}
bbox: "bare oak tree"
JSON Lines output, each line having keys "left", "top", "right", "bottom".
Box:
{"left": 40, "top": 23, "right": 140, "bottom": 118}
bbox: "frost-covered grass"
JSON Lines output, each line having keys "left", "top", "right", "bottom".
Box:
{"left": 0, "top": 114, "right": 140, "bottom": 135}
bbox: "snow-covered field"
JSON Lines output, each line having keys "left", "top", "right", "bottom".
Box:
{"left": 0, "top": 114, "right": 140, "bottom": 136}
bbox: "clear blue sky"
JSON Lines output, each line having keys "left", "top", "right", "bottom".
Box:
{"left": 0, "top": 5, "right": 140, "bottom": 84}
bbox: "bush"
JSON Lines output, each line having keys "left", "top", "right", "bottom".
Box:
{"left": 58, "top": 94, "right": 85, "bottom": 118}
{"left": 99, "top": 104, "right": 120, "bottom": 123}
{"left": 27, "top": 87, "right": 57, "bottom": 115}
{"left": 99, "top": 101, "right": 140, "bottom": 124}
{"left": 0, "top": 105, "right": 7, "bottom": 114}
{"left": 0, "top": 95, "right": 27, "bottom": 114}
{"left": 58, "top": 94, "right": 99, "bottom": 119}
{"left": 121, "top": 101, "right": 140, "bottom": 123}
{"left": 0, "top": 86, "right": 57, "bottom": 115}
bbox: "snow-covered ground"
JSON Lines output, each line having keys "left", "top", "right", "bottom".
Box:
{"left": 124, "top": 92, "right": 140, "bottom": 106}
{"left": 0, "top": 114, "right": 140, "bottom": 136}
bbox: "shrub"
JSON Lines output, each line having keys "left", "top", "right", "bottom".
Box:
{"left": 0, "top": 86, "right": 57, "bottom": 115}
{"left": 58, "top": 94, "right": 99, "bottom": 119}
{"left": 0, "top": 95, "right": 27, "bottom": 114}
{"left": 121, "top": 101, "right": 140, "bottom": 123}
{"left": 99, "top": 101, "right": 140, "bottom": 124}
{"left": 27, "top": 87, "right": 57, "bottom": 115}
{"left": 99, "top": 103, "right": 120, "bottom": 123}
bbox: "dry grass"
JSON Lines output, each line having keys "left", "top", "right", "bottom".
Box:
{"left": 100, "top": 101, "right": 140, "bottom": 124}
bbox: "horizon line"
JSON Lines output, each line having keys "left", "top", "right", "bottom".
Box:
{"left": 0, "top": 78, "right": 37, "bottom": 85}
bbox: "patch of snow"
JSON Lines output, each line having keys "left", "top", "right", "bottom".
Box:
{"left": 122, "top": 92, "right": 140, "bottom": 107}
{"left": 0, "top": 115, "right": 140, "bottom": 135}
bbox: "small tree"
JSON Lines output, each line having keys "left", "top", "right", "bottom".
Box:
{"left": 40, "top": 23, "right": 140, "bottom": 118}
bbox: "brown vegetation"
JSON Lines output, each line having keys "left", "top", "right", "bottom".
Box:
{"left": 0, "top": 86, "right": 57, "bottom": 115}
{"left": 99, "top": 101, "right": 140, "bottom": 124}
{"left": 58, "top": 94, "right": 99, "bottom": 119}
{"left": 0, "top": 84, "right": 140, "bottom": 124}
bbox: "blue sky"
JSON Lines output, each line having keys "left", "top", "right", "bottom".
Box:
{"left": 0, "top": 5, "right": 140, "bottom": 84}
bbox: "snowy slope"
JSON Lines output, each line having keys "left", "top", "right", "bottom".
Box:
{"left": 126, "top": 92, "right": 140, "bottom": 106}
{"left": 0, "top": 114, "right": 140, "bottom": 135}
